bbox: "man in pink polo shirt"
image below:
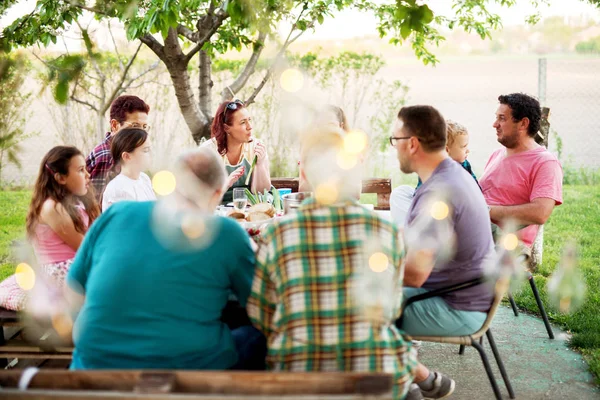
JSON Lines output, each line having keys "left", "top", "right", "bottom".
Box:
{"left": 480, "top": 93, "right": 563, "bottom": 248}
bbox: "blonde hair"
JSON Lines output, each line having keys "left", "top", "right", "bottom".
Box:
{"left": 446, "top": 120, "right": 468, "bottom": 147}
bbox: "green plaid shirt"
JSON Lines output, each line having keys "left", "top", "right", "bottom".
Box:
{"left": 247, "top": 199, "right": 417, "bottom": 399}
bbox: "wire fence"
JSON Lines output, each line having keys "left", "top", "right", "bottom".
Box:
{"left": 386, "top": 55, "right": 600, "bottom": 177}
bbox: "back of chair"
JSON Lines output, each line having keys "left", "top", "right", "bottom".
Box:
{"left": 468, "top": 275, "right": 510, "bottom": 341}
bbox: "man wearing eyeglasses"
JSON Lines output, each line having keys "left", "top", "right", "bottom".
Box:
{"left": 86, "top": 95, "right": 151, "bottom": 201}
{"left": 390, "top": 105, "right": 495, "bottom": 400}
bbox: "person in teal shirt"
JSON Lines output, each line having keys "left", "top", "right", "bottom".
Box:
{"left": 66, "top": 148, "right": 264, "bottom": 370}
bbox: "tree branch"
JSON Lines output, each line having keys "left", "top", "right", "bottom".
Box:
{"left": 221, "top": 31, "right": 267, "bottom": 102}
{"left": 140, "top": 34, "right": 167, "bottom": 63}
{"left": 70, "top": 96, "right": 98, "bottom": 112}
{"left": 177, "top": 24, "right": 199, "bottom": 42}
{"left": 185, "top": 11, "right": 229, "bottom": 62}
{"left": 74, "top": 20, "right": 105, "bottom": 82}
{"left": 126, "top": 78, "right": 170, "bottom": 90}
{"left": 108, "top": 21, "right": 125, "bottom": 72}
{"left": 122, "top": 61, "right": 161, "bottom": 92}
{"left": 101, "top": 42, "right": 144, "bottom": 115}
{"left": 245, "top": 13, "right": 314, "bottom": 106}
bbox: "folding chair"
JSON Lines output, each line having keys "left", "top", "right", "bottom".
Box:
{"left": 398, "top": 276, "right": 515, "bottom": 400}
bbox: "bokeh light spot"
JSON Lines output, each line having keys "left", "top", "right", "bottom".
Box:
{"left": 336, "top": 151, "right": 358, "bottom": 170}
{"left": 280, "top": 68, "right": 304, "bottom": 93}
{"left": 15, "top": 263, "right": 35, "bottom": 291}
{"left": 343, "top": 130, "right": 368, "bottom": 155}
{"left": 152, "top": 170, "right": 176, "bottom": 196}
{"left": 431, "top": 201, "right": 449, "bottom": 220}
{"left": 181, "top": 215, "right": 206, "bottom": 240}
{"left": 52, "top": 313, "right": 73, "bottom": 338}
{"left": 503, "top": 233, "right": 519, "bottom": 251}
{"left": 315, "top": 183, "right": 339, "bottom": 205}
{"left": 369, "top": 252, "right": 389, "bottom": 273}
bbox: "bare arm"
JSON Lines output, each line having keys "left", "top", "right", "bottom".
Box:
{"left": 403, "top": 249, "right": 435, "bottom": 288}
{"left": 489, "top": 197, "right": 556, "bottom": 226}
{"left": 251, "top": 141, "right": 271, "bottom": 193}
{"left": 40, "top": 200, "right": 85, "bottom": 251}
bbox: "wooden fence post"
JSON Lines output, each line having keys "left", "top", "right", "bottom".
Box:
{"left": 531, "top": 107, "right": 551, "bottom": 268}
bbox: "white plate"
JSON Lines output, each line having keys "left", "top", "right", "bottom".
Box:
{"left": 239, "top": 216, "right": 279, "bottom": 230}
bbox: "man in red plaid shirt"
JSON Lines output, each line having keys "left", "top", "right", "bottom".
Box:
{"left": 86, "top": 95, "right": 150, "bottom": 200}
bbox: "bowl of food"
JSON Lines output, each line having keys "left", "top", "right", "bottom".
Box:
{"left": 282, "top": 192, "right": 313, "bottom": 214}
{"left": 227, "top": 202, "right": 279, "bottom": 237}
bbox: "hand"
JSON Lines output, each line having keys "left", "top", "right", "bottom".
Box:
{"left": 254, "top": 141, "right": 267, "bottom": 161}
{"left": 227, "top": 166, "right": 245, "bottom": 188}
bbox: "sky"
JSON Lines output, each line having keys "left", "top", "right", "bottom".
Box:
{"left": 2, "top": 0, "right": 600, "bottom": 44}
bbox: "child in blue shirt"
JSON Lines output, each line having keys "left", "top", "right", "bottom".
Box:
{"left": 415, "top": 120, "right": 481, "bottom": 191}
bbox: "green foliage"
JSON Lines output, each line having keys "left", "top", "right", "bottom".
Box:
{"left": 2, "top": 0, "right": 560, "bottom": 68}
{"left": 369, "top": 80, "right": 409, "bottom": 153}
{"left": 562, "top": 166, "right": 600, "bottom": 186}
{"left": 576, "top": 36, "right": 600, "bottom": 54}
{"left": 0, "top": 0, "right": 83, "bottom": 52}
{"left": 44, "top": 55, "right": 86, "bottom": 103}
{"left": 0, "top": 53, "right": 35, "bottom": 184}
{"left": 0, "top": 0, "right": 589, "bottom": 140}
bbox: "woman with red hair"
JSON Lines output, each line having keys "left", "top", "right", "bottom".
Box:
{"left": 202, "top": 100, "right": 271, "bottom": 203}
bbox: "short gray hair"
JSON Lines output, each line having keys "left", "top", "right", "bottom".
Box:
{"left": 177, "top": 147, "right": 227, "bottom": 190}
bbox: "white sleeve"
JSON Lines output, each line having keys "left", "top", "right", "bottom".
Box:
{"left": 102, "top": 179, "right": 134, "bottom": 211}
{"left": 141, "top": 173, "right": 157, "bottom": 201}
{"left": 200, "top": 138, "right": 219, "bottom": 153}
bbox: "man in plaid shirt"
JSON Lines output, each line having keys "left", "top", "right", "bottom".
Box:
{"left": 247, "top": 128, "right": 418, "bottom": 400}
{"left": 86, "top": 95, "right": 150, "bottom": 200}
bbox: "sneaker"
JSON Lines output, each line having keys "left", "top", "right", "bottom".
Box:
{"left": 412, "top": 340, "right": 423, "bottom": 352}
{"left": 419, "top": 372, "right": 455, "bottom": 399}
{"left": 405, "top": 383, "right": 425, "bottom": 400}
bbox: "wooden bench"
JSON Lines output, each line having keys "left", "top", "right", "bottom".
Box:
{"left": 271, "top": 178, "right": 392, "bottom": 211}
{"left": 0, "top": 309, "right": 73, "bottom": 365}
{"left": 0, "top": 370, "right": 394, "bottom": 399}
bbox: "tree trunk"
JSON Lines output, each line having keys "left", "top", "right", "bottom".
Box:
{"left": 198, "top": 50, "right": 213, "bottom": 119}
{"left": 169, "top": 62, "right": 208, "bottom": 144}
{"left": 97, "top": 110, "right": 105, "bottom": 141}
{"left": 161, "top": 28, "right": 209, "bottom": 144}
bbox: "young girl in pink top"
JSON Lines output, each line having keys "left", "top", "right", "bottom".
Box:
{"left": 0, "top": 146, "right": 100, "bottom": 310}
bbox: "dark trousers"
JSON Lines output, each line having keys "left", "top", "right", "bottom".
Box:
{"left": 230, "top": 325, "right": 267, "bottom": 370}
{"left": 222, "top": 300, "right": 267, "bottom": 370}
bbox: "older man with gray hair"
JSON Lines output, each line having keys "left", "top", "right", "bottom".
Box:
{"left": 66, "top": 147, "right": 265, "bottom": 371}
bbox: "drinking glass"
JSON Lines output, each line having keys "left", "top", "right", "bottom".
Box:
{"left": 233, "top": 188, "right": 248, "bottom": 212}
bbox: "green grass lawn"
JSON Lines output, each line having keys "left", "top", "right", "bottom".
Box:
{"left": 1, "top": 186, "right": 599, "bottom": 382}
{"left": 511, "top": 185, "right": 600, "bottom": 384}
{"left": 0, "top": 190, "right": 30, "bottom": 280}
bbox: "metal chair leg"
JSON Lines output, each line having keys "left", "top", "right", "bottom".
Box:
{"left": 459, "top": 344, "right": 465, "bottom": 355}
{"left": 486, "top": 330, "right": 515, "bottom": 399}
{"left": 472, "top": 338, "right": 503, "bottom": 400}
{"left": 508, "top": 292, "right": 519, "bottom": 316}
{"left": 528, "top": 274, "right": 554, "bottom": 339}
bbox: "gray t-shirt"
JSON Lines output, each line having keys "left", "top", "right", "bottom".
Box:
{"left": 406, "top": 158, "right": 495, "bottom": 312}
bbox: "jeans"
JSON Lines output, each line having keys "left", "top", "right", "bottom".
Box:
{"left": 230, "top": 325, "right": 267, "bottom": 370}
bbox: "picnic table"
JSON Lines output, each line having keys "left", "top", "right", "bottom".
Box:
{"left": 0, "top": 370, "right": 395, "bottom": 399}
